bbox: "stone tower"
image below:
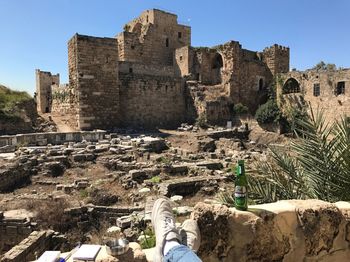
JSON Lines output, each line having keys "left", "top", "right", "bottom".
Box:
{"left": 116, "top": 9, "right": 191, "bottom": 66}
{"left": 68, "top": 34, "right": 120, "bottom": 130}
{"left": 263, "top": 44, "right": 290, "bottom": 76}
{"left": 35, "top": 69, "right": 60, "bottom": 113}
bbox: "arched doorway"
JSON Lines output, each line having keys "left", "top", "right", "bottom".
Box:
{"left": 283, "top": 78, "right": 300, "bottom": 94}
{"left": 259, "top": 78, "right": 264, "bottom": 91}
{"left": 212, "top": 53, "right": 223, "bottom": 69}
{"left": 211, "top": 53, "right": 223, "bottom": 84}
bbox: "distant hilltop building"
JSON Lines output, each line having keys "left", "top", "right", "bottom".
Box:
{"left": 36, "top": 9, "right": 348, "bottom": 130}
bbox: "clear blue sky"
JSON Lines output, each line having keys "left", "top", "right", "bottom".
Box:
{"left": 0, "top": 0, "right": 349, "bottom": 95}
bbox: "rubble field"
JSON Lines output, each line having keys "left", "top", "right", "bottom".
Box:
{"left": 0, "top": 124, "right": 273, "bottom": 255}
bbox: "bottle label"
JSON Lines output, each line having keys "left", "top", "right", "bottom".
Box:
{"left": 235, "top": 186, "right": 247, "bottom": 206}
{"left": 235, "top": 186, "right": 246, "bottom": 197}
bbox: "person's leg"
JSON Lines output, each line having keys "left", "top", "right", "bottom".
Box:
{"left": 151, "top": 198, "right": 181, "bottom": 262}
{"left": 151, "top": 198, "right": 202, "bottom": 262}
{"left": 164, "top": 245, "right": 202, "bottom": 262}
{"left": 179, "top": 219, "right": 201, "bottom": 252}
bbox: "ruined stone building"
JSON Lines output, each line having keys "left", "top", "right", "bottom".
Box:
{"left": 36, "top": 9, "right": 290, "bottom": 130}
{"left": 278, "top": 69, "right": 350, "bottom": 123}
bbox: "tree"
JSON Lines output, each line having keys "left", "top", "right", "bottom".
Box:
{"left": 312, "top": 61, "right": 337, "bottom": 71}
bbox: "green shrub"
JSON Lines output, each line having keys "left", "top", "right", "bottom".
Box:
{"left": 139, "top": 227, "right": 156, "bottom": 249}
{"left": 79, "top": 189, "right": 89, "bottom": 198}
{"left": 150, "top": 176, "right": 161, "bottom": 183}
{"left": 0, "top": 85, "right": 31, "bottom": 120}
{"left": 255, "top": 100, "right": 281, "bottom": 124}
{"left": 233, "top": 103, "right": 249, "bottom": 115}
{"left": 195, "top": 113, "right": 208, "bottom": 128}
{"left": 156, "top": 156, "right": 171, "bottom": 165}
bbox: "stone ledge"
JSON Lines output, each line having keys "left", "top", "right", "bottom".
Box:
{"left": 191, "top": 199, "right": 350, "bottom": 262}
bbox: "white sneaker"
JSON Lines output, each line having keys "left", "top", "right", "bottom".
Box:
{"left": 151, "top": 198, "right": 181, "bottom": 262}
{"left": 179, "top": 219, "right": 201, "bottom": 252}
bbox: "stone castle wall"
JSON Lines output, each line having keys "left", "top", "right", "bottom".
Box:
{"left": 233, "top": 57, "right": 273, "bottom": 112}
{"left": 215, "top": 42, "right": 274, "bottom": 112}
{"left": 278, "top": 69, "right": 350, "bottom": 123}
{"left": 68, "top": 34, "right": 120, "bottom": 130}
{"left": 118, "top": 61, "right": 176, "bottom": 77}
{"left": 174, "top": 46, "right": 192, "bottom": 77}
{"left": 35, "top": 70, "right": 59, "bottom": 114}
{"left": 119, "top": 73, "right": 186, "bottom": 129}
{"left": 51, "top": 84, "right": 77, "bottom": 116}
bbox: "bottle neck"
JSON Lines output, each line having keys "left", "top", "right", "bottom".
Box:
{"left": 237, "top": 164, "right": 245, "bottom": 176}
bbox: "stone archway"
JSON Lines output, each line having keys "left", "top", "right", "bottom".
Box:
{"left": 211, "top": 53, "right": 224, "bottom": 84}
{"left": 212, "top": 53, "right": 223, "bottom": 70}
{"left": 259, "top": 78, "right": 264, "bottom": 91}
{"left": 283, "top": 78, "right": 300, "bottom": 94}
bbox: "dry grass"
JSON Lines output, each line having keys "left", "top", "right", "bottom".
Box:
{"left": 24, "top": 198, "right": 70, "bottom": 232}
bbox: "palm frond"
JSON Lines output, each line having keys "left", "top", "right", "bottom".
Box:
{"left": 249, "top": 108, "right": 350, "bottom": 203}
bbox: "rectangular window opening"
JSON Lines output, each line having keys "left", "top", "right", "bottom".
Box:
{"left": 336, "top": 81, "right": 345, "bottom": 95}
{"left": 165, "top": 38, "right": 169, "bottom": 47}
{"left": 178, "top": 32, "right": 182, "bottom": 38}
{"left": 313, "top": 83, "right": 320, "bottom": 97}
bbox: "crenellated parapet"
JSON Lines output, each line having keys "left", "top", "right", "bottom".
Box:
{"left": 263, "top": 44, "right": 290, "bottom": 76}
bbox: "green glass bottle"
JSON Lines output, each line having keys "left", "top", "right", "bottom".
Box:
{"left": 234, "top": 160, "right": 248, "bottom": 211}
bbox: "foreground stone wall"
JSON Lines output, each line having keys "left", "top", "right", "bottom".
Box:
{"left": 192, "top": 200, "right": 350, "bottom": 262}
{"left": 0, "top": 211, "right": 35, "bottom": 255}
{"left": 119, "top": 73, "right": 186, "bottom": 129}
{"left": 1, "top": 231, "right": 56, "bottom": 262}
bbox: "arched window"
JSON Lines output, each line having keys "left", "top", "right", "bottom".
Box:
{"left": 283, "top": 78, "right": 300, "bottom": 94}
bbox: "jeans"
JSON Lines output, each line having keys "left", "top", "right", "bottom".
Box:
{"left": 164, "top": 245, "right": 202, "bottom": 262}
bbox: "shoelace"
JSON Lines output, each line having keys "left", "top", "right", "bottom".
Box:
{"left": 163, "top": 217, "right": 175, "bottom": 231}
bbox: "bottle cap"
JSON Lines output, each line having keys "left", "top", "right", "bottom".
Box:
{"left": 237, "top": 160, "right": 244, "bottom": 165}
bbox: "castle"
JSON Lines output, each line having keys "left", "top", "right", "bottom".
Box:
{"left": 36, "top": 9, "right": 292, "bottom": 130}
